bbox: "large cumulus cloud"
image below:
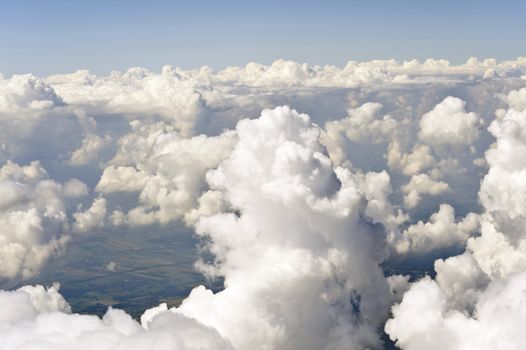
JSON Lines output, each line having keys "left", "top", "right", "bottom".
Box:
{"left": 173, "top": 106, "right": 395, "bottom": 350}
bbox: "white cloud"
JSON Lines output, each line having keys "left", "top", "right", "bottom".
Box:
{"left": 434, "top": 252, "right": 489, "bottom": 310}
{"left": 386, "top": 142, "right": 435, "bottom": 176}
{"left": 0, "top": 74, "right": 62, "bottom": 114}
{"left": 48, "top": 67, "right": 209, "bottom": 137}
{"left": 184, "top": 190, "right": 229, "bottom": 226}
{"left": 106, "top": 261, "right": 116, "bottom": 271}
{"left": 96, "top": 165, "right": 149, "bottom": 193}
{"left": 0, "top": 160, "right": 48, "bottom": 182}
{"left": 69, "top": 133, "right": 112, "bottom": 166}
{"left": 418, "top": 96, "right": 482, "bottom": 147}
{"left": 0, "top": 161, "right": 72, "bottom": 279}
{"left": 507, "top": 87, "right": 526, "bottom": 111}
{"left": 480, "top": 108, "right": 526, "bottom": 219}
{"left": 0, "top": 75, "right": 65, "bottom": 162}
{"left": 386, "top": 104, "right": 526, "bottom": 349}
{"left": 170, "top": 106, "right": 395, "bottom": 350}
{"left": 322, "top": 102, "right": 398, "bottom": 165}
{"left": 62, "top": 178, "right": 89, "bottom": 198}
{"left": 402, "top": 174, "right": 449, "bottom": 208}
{"left": 73, "top": 197, "right": 107, "bottom": 233}
{"left": 0, "top": 106, "right": 405, "bottom": 350}
{"left": 1, "top": 57, "right": 526, "bottom": 349}
{"left": 394, "top": 204, "right": 479, "bottom": 254}
{"left": 360, "top": 170, "right": 408, "bottom": 231}
{"left": 96, "top": 120, "right": 236, "bottom": 226}
{"left": 386, "top": 271, "right": 526, "bottom": 350}
{"left": 0, "top": 283, "right": 234, "bottom": 350}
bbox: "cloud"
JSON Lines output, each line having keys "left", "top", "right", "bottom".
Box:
{"left": 0, "top": 74, "right": 62, "bottom": 114}
{"left": 96, "top": 166, "right": 149, "bottom": 193}
{"left": 360, "top": 170, "right": 408, "bottom": 231}
{"left": 72, "top": 196, "right": 107, "bottom": 233}
{"left": 47, "top": 67, "right": 209, "bottom": 137}
{"left": 394, "top": 204, "right": 479, "bottom": 254}
{"left": 386, "top": 103, "right": 526, "bottom": 349}
{"left": 402, "top": 174, "right": 449, "bottom": 208}
{"left": 386, "top": 142, "right": 435, "bottom": 176}
{"left": 507, "top": 87, "right": 526, "bottom": 111}
{"left": 0, "top": 161, "right": 82, "bottom": 279}
{"left": 479, "top": 107, "right": 526, "bottom": 219}
{"left": 0, "top": 75, "right": 65, "bottom": 161}
{"left": 96, "top": 120, "right": 236, "bottom": 226}
{"left": 169, "top": 106, "right": 396, "bottom": 349}
{"left": 0, "top": 283, "right": 234, "bottom": 350}
{"left": 385, "top": 271, "right": 526, "bottom": 350}
{"left": 69, "top": 133, "right": 112, "bottom": 166}
{"left": 322, "top": 102, "right": 398, "bottom": 165}
{"left": 63, "top": 178, "right": 89, "bottom": 198}
{"left": 106, "top": 261, "right": 116, "bottom": 271}
{"left": 0, "top": 106, "right": 403, "bottom": 350}
{"left": 418, "top": 97, "right": 483, "bottom": 147}
{"left": 1, "top": 58, "right": 526, "bottom": 349}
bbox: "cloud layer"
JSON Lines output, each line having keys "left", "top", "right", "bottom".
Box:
{"left": 0, "top": 57, "right": 526, "bottom": 349}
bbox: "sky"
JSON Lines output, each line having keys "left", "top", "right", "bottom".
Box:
{"left": 1, "top": 0, "right": 526, "bottom": 76}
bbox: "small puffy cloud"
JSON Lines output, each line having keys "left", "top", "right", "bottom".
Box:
{"left": 62, "top": 178, "right": 89, "bottom": 198}
{"left": 322, "top": 102, "right": 398, "bottom": 165}
{"left": 106, "top": 261, "right": 116, "bottom": 271}
{"left": 184, "top": 190, "right": 229, "bottom": 226}
{"left": 96, "top": 165, "right": 149, "bottom": 193}
{"left": 73, "top": 197, "right": 107, "bottom": 233}
{"left": 386, "top": 141, "right": 435, "bottom": 176}
{"left": 0, "top": 160, "right": 48, "bottom": 182}
{"left": 507, "top": 87, "right": 526, "bottom": 111}
{"left": 394, "top": 204, "right": 479, "bottom": 254}
{"left": 360, "top": 170, "right": 408, "bottom": 231}
{"left": 69, "top": 133, "right": 112, "bottom": 166}
{"left": 339, "top": 103, "right": 398, "bottom": 143}
{"left": 0, "top": 161, "right": 72, "bottom": 279}
{"left": 418, "top": 96, "right": 482, "bottom": 147}
{"left": 473, "top": 157, "right": 487, "bottom": 168}
{"left": 402, "top": 174, "right": 449, "bottom": 208}
{"left": 109, "top": 209, "right": 127, "bottom": 226}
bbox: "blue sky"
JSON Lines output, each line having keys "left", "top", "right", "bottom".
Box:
{"left": 1, "top": 0, "right": 525, "bottom": 76}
